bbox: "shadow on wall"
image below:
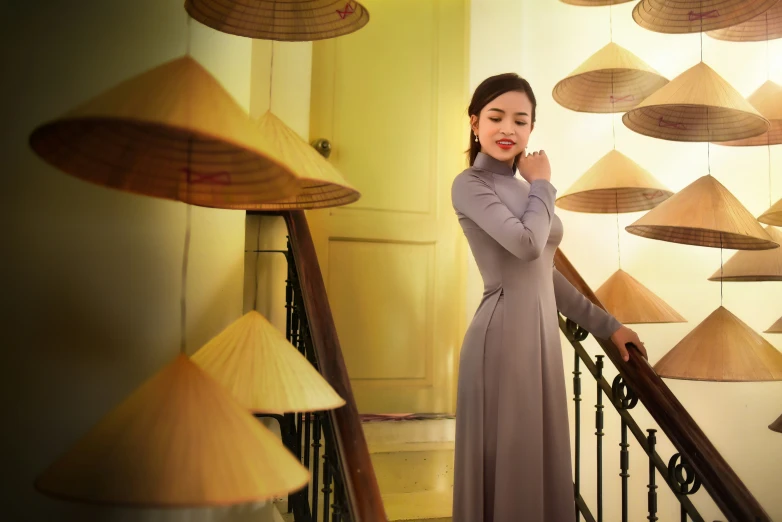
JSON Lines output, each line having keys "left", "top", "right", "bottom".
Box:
{"left": 1, "top": 1, "right": 251, "bottom": 517}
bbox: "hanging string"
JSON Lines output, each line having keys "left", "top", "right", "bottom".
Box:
{"left": 186, "top": 13, "right": 192, "bottom": 57}
{"left": 181, "top": 143, "right": 193, "bottom": 355}
{"left": 611, "top": 105, "right": 616, "bottom": 150}
{"left": 180, "top": 13, "right": 194, "bottom": 354}
{"left": 769, "top": 144, "right": 773, "bottom": 208}
{"left": 700, "top": 27, "right": 703, "bottom": 62}
{"left": 268, "top": 41, "right": 276, "bottom": 110}
{"left": 720, "top": 232, "right": 725, "bottom": 306}
{"left": 699, "top": 0, "right": 704, "bottom": 62}
{"left": 616, "top": 193, "right": 622, "bottom": 270}
{"left": 767, "top": 12, "right": 771, "bottom": 81}
{"left": 253, "top": 218, "right": 262, "bottom": 310}
{"left": 609, "top": 3, "right": 613, "bottom": 43}
{"left": 251, "top": 42, "right": 278, "bottom": 312}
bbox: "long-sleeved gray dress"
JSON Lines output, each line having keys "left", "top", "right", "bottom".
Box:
{"left": 451, "top": 152, "right": 621, "bottom": 522}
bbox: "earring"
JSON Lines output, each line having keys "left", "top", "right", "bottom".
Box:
{"left": 474, "top": 133, "right": 479, "bottom": 143}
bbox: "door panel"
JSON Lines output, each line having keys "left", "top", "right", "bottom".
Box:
{"left": 309, "top": 0, "right": 468, "bottom": 413}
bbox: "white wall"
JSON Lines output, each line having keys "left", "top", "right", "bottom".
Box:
{"left": 0, "top": 1, "right": 280, "bottom": 520}
{"left": 468, "top": 0, "right": 782, "bottom": 520}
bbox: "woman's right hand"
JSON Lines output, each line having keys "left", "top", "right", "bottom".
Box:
{"left": 517, "top": 150, "right": 551, "bottom": 184}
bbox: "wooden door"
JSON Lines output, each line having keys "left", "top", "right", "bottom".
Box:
{"left": 308, "top": 0, "right": 469, "bottom": 413}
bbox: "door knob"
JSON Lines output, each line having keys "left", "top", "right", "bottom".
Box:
{"left": 311, "top": 138, "right": 332, "bottom": 159}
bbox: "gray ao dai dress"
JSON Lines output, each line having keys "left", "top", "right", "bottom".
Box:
{"left": 451, "top": 152, "right": 621, "bottom": 522}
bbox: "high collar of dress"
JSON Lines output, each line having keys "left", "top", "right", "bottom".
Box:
{"left": 474, "top": 152, "right": 516, "bottom": 177}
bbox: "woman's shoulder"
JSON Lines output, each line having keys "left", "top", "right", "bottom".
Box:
{"left": 451, "top": 166, "right": 498, "bottom": 210}
{"left": 452, "top": 165, "right": 493, "bottom": 190}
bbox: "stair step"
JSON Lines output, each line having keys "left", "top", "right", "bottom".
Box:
{"left": 371, "top": 442, "right": 455, "bottom": 494}
{"left": 369, "top": 440, "right": 455, "bottom": 454}
{"left": 363, "top": 419, "right": 456, "bottom": 446}
{"left": 383, "top": 489, "right": 453, "bottom": 521}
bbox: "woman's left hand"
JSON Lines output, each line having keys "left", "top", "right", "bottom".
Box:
{"left": 610, "top": 325, "right": 647, "bottom": 362}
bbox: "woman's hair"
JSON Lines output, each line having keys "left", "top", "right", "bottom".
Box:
{"left": 467, "top": 73, "right": 537, "bottom": 166}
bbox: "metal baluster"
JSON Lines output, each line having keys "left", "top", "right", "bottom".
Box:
{"left": 303, "top": 412, "right": 312, "bottom": 515}
{"left": 668, "top": 454, "right": 702, "bottom": 522}
{"left": 596, "top": 355, "right": 604, "bottom": 522}
{"left": 322, "top": 447, "right": 333, "bottom": 522}
{"left": 612, "top": 375, "right": 639, "bottom": 522}
{"left": 565, "top": 318, "right": 589, "bottom": 521}
{"left": 332, "top": 472, "right": 344, "bottom": 522}
{"left": 312, "top": 412, "right": 323, "bottom": 521}
{"left": 285, "top": 239, "right": 293, "bottom": 343}
{"left": 574, "top": 350, "right": 582, "bottom": 522}
{"left": 647, "top": 429, "right": 658, "bottom": 522}
{"left": 297, "top": 411, "right": 304, "bottom": 466}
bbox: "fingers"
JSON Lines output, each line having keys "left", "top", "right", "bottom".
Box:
{"left": 618, "top": 342, "right": 630, "bottom": 362}
{"left": 636, "top": 336, "right": 648, "bottom": 360}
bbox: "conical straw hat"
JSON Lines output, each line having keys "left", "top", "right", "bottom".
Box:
{"left": 206, "top": 111, "right": 359, "bottom": 210}
{"left": 653, "top": 306, "right": 782, "bottom": 381}
{"left": 29, "top": 57, "right": 301, "bottom": 207}
{"left": 766, "top": 314, "right": 782, "bottom": 333}
{"left": 622, "top": 62, "right": 770, "bottom": 142}
{"left": 553, "top": 42, "right": 669, "bottom": 113}
{"left": 192, "top": 311, "right": 346, "bottom": 413}
{"left": 35, "top": 355, "right": 309, "bottom": 507}
{"left": 626, "top": 175, "right": 780, "bottom": 250}
{"left": 556, "top": 150, "right": 673, "bottom": 213}
{"left": 717, "top": 80, "right": 782, "bottom": 146}
{"left": 633, "top": 0, "right": 779, "bottom": 34}
{"left": 708, "top": 226, "right": 782, "bottom": 281}
{"left": 770, "top": 413, "right": 782, "bottom": 433}
{"left": 595, "top": 269, "right": 686, "bottom": 324}
{"left": 759, "top": 198, "right": 782, "bottom": 225}
{"left": 708, "top": 1, "right": 782, "bottom": 41}
{"left": 560, "top": 0, "right": 633, "bottom": 5}
{"left": 185, "top": 0, "right": 370, "bottom": 41}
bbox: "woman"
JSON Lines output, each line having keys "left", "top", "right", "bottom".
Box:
{"left": 451, "top": 73, "right": 646, "bottom": 522}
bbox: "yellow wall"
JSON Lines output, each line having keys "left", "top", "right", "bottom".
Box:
{"left": 469, "top": 0, "right": 782, "bottom": 520}
{"left": 0, "top": 1, "right": 279, "bottom": 520}
{"left": 245, "top": 40, "right": 314, "bottom": 336}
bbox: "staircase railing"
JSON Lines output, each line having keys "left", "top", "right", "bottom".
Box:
{"left": 248, "top": 210, "right": 770, "bottom": 522}
{"left": 555, "top": 249, "right": 771, "bottom": 522}
{"left": 251, "top": 210, "right": 387, "bottom": 522}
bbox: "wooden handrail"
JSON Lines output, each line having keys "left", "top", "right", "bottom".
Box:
{"left": 554, "top": 249, "right": 771, "bottom": 522}
{"left": 282, "top": 210, "right": 387, "bottom": 522}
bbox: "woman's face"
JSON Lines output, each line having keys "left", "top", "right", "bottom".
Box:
{"left": 471, "top": 90, "right": 534, "bottom": 166}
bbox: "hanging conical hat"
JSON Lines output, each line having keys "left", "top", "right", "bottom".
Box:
{"left": 553, "top": 42, "right": 669, "bottom": 113}
{"left": 560, "top": 0, "right": 633, "bottom": 5}
{"left": 206, "top": 111, "right": 359, "bottom": 210}
{"left": 708, "top": 226, "right": 782, "bottom": 281}
{"left": 622, "top": 61, "right": 770, "bottom": 142}
{"left": 556, "top": 150, "right": 673, "bottom": 213}
{"left": 654, "top": 306, "right": 782, "bottom": 381}
{"left": 595, "top": 269, "right": 686, "bottom": 324}
{"left": 708, "top": 2, "right": 782, "bottom": 41}
{"left": 29, "top": 57, "right": 301, "bottom": 207}
{"left": 759, "top": 198, "right": 782, "bottom": 226}
{"left": 766, "top": 314, "right": 782, "bottom": 333}
{"left": 770, "top": 413, "right": 782, "bottom": 433}
{"left": 633, "top": 0, "right": 779, "bottom": 34}
{"left": 192, "top": 311, "right": 346, "bottom": 413}
{"left": 185, "top": 0, "right": 370, "bottom": 41}
{"left": 717, "top": 80, "right": 782, "bottom": 146}
{"left": 626, "top": 175, "right": 779, "bottom": 250}
{"left": 35, "top": 355, "right": 309, "bottom": 507}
